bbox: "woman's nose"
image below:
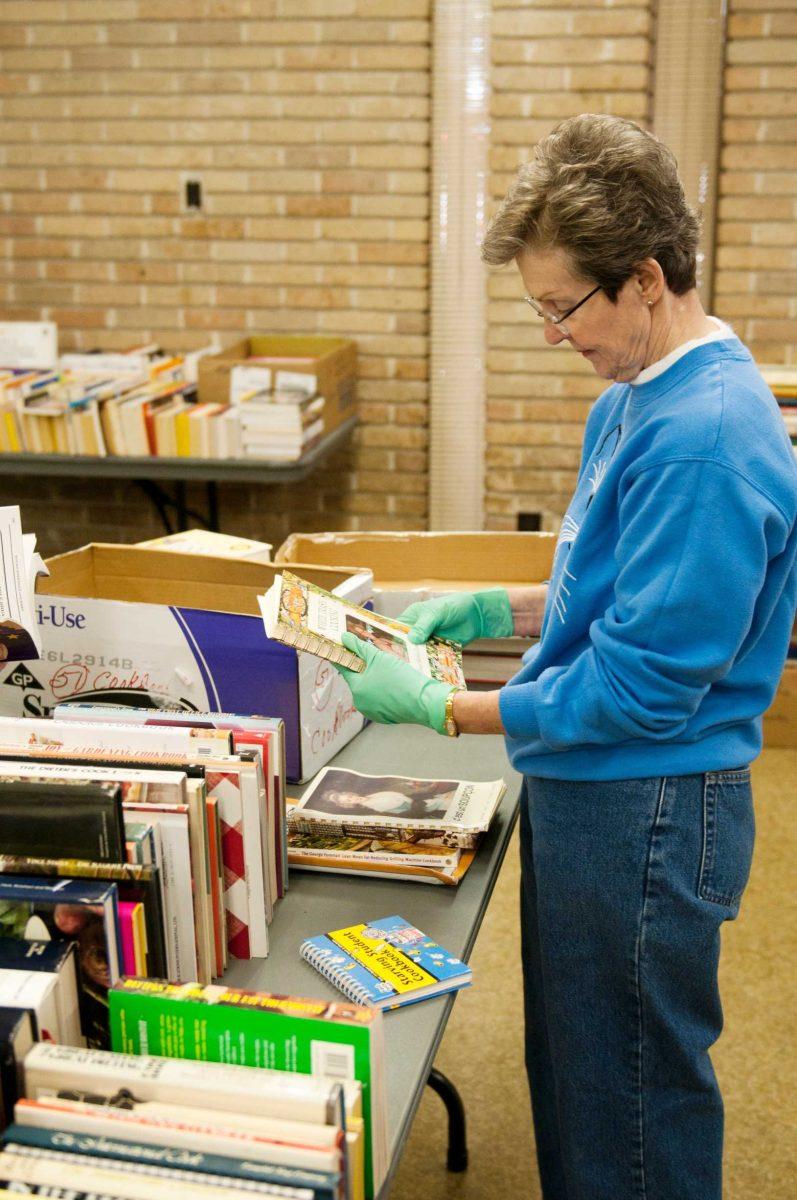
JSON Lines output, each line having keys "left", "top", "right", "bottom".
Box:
{"left": 544, "top": 321, "right": 568, "bottom": 345}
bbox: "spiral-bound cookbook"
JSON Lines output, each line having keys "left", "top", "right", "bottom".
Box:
{"left": 300, "top": 914, "right": 472, "bottom": 1011}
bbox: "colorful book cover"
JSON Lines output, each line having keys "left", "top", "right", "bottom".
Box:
{"left": 2, "top": 1123, "right": 339, "bottom": 1199}
{"left": 259, "top": 570, "right": 466, "bottom": 687}
{"left": 0, "top": 877, "right": 119, "bottom": 1049}
{"left": 300, "top": 916, "right": 472, "bottom": 1012}
{"left": 109, "top": 977, "right": 386, "bottom": 1199}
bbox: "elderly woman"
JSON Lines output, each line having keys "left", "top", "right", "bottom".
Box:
{"left": 334, "top": 114, "right": 797, "bottom": 1200}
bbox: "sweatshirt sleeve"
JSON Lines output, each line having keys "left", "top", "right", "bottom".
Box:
{"left": 499, "top": 457, "right": 786, "bottom": 749}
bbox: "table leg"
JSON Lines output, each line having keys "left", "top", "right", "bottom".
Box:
{"left": 426, "top": 1067, "right": 468, "bottom": 1171}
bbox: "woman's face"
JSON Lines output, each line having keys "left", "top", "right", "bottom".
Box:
{"left": 516, "top": 245, "right": 657, "bottom": 383}
{"left": 326, "top": 789, "right": 366, "bottom": 808}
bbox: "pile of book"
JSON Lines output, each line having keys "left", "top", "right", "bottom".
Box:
{"left": 0, "top": 706, "right": 288, "bottom": 1024}
{"left": 0, "top": 978, "right": 388, "bottom": 1199}
{"left": 229, "top": 362, "right": 326, "bottom": 462}
{"left": 0, "top": 344, "right": 331, "bottom": 463}
{"left": 286, "top": 765, "right": 506, "bottom": 887}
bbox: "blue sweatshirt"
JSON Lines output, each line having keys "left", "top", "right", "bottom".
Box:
{"left": 499, "top": 334, "right": 797, "bottom": 780}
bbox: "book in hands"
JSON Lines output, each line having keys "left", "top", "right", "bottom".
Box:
{"left": 288, "top": 766, "right": 505, "bottom": 850}
{"left": 300, "top": 915, "right": 472, "bottom": 1011}
{"left": 259, "top": 570, "right": 466, "bottom": 687}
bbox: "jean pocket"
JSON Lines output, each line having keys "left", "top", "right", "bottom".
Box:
{"left": 698, "top": 768, "right": 755, "bottom": 909}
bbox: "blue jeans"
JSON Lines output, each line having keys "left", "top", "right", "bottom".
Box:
{"left": 520, "top": 769, "right": 755, "bottom": 1200}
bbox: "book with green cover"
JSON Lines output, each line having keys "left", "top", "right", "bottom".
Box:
{"left": 109, "top": 976, "right": 387, "bottom": 1200}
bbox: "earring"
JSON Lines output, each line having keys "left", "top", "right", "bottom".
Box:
{"left": 647, "top": 300, "right": 653, "bottom": 307}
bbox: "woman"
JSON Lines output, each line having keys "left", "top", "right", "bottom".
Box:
{"left": 334, "top": 114, "right": 797, "bottom": 1200}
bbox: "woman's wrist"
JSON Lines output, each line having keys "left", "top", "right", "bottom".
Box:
{"left": 451, "top": 688, "right": 505, "bottom": 735}
{"left": 507, "top": 583, "right": 548, "bottom": 638}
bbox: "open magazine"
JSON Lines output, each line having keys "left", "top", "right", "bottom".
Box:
{"left": 0, "top": 506, "right": 47, "bottom": 661}
{"left": 259, "top": 569, "right": 466, "bottom": 687}
{"left": 287, "top": 766, "right": 506, "bottom": 850}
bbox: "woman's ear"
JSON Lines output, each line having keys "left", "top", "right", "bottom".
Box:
{"left": 633, "top": 257, "right": 665, "bottom": 306}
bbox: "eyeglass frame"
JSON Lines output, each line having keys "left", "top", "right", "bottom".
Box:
{"left": 523, "top": 282, "right": 603, "bottom": 326}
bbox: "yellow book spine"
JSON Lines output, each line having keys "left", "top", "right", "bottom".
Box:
{"left": 175, "top": 409, "right": 191, "bottom": 457}
{"left": 5, "top": 412, "right": 21, "bottom": 453}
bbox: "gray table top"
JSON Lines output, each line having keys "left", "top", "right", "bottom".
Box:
{"left": 224, "top": 723, "right": 523, "bottom": 1198}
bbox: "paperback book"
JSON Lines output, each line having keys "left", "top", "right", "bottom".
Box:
{"left": 259, "top": 570, "right": 466, "bottom": 687}
{"left": 288, "top": 766, "right": 505, "bottom": 850}
{"left": 300, "top": 915, "right": 472, "bottom": 1011}
{"left": 0, "top": 507, "right": 47, "bottom": 663}
{"left": 286, "top": 820, "right": 476, "bottom": 887}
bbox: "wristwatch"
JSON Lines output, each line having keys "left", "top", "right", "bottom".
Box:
{"left": 444, "top": 688, "right": 460, "bottom": 738}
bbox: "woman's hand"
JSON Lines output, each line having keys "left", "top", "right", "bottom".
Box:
{"left": 334, "top": 632, "right": 453, "bottom": 733}
{"left": 398, "top": 588, "right": 514, "bottom": 646}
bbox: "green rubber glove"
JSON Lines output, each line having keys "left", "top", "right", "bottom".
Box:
{"left": 398, "top": 587, "right": 514, "bottom": 646}
{"left": 334, "top": 632, "right": 453, "bottom": 735}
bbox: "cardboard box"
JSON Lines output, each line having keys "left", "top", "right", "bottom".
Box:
{"left": 198, "top": 335, "right": 357, "bottom": 438}
{"left": 0, "top": 544, "right": 372, "bottom": 782}
{"left": 276, "top": 531, "right": 556, "bottom": 617}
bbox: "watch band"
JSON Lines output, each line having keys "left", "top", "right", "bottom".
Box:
{"left": 444, "top": 688, "right": 460, "bottom": 738}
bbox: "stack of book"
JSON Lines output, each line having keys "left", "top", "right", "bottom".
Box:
{"left": 0, "top": 346, "right": 194, "bottom": 458}
{"left": 0, "top": 708, "right": 287, "bottom": 1038}
{"left": 0, "top": 984, "right": 388, "bottom": 1199}
{"left": 0, "top": 347, "right": 330, "bottom": 462}
{"left": 231, "top": 363, "right": 326, "bottom": 462}
{"left": 286, "top": 765, "right": 505, "bottom": 887}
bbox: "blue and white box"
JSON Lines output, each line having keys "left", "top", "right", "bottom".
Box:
{"left": 0, "top": 543, "right": 372, "bottom": 781}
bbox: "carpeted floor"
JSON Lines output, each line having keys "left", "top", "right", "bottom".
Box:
{"left": 391, "top": 750, "right": 796, "bottom": 1199}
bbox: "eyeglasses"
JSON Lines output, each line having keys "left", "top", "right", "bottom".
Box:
{"left": 523, "top": 283, "right": 602, "bottom": 327}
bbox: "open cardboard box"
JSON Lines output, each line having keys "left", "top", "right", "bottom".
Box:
{"left": 2, "top": 544, "right": 372, "bottom": 781}
{"left": 197, "top": 335, "right": 357, "bottom": 437}
{"left": 276, "top": 531, "right": 557, "bottom": 617}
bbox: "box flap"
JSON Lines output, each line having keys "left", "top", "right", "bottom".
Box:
{"left": 276, "top": 530, "right": 556, "bottom": 586}
{"left": 39, "top": 544, "right": 365, "bottom": 617}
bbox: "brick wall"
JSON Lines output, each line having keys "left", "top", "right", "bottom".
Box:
{"left": 714, "top": 0, "right": 797, "bottom": 366}
{"left": 483, "top": 0, "right": 654, "bottom": 532}
{"left": 0, "top": 0, "right": 431, "bottom": 556}
{"left": 0, "top": 2, "right": 793, "bottom": 556}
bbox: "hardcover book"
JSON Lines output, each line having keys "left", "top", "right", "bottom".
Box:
{"left": 3, "top": 1123, "right": 339, "bottom": 1200}
{"left": 259, "top": 570, "right": 466, "bottom": 687}
{"left": 0, "top": 858, "right": 166, "bottom": 985}
{"left": 0, "top": 876, "right": 119, "bottom": 1049}
{"left": 0, "top": 1007, "right": 34, "bottom": 1129}
{"left": 109, "top": 977, "right": 387, "bottom": 1200}
{"left": 0, "top": 779, "right": 125, "bottom": 863}
{"left": 0, "top": 940, "right": 81, "bottom": 1048}
{"left": 300, "top": 916, "right": 471, "bottom": 1012}
{"left": 288, "top": 766, "right": 505, "bottom": 850}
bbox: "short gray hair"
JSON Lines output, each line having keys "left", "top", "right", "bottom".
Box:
{"left": 482, "top": 114, "right": 700, "bottom": 299}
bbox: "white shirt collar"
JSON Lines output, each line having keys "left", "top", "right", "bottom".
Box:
{"left": 629, "top": 317, "right": 734, "bottom": 386}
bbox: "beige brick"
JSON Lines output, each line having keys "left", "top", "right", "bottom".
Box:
{"left": 727, "top": 37, "right": 797, "bottom": 65}
{"left": 494, "top": 37, "right": 649, "bottom": 66}
{"left": 726, "top": 91, "right": 797, "bottom": 118}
